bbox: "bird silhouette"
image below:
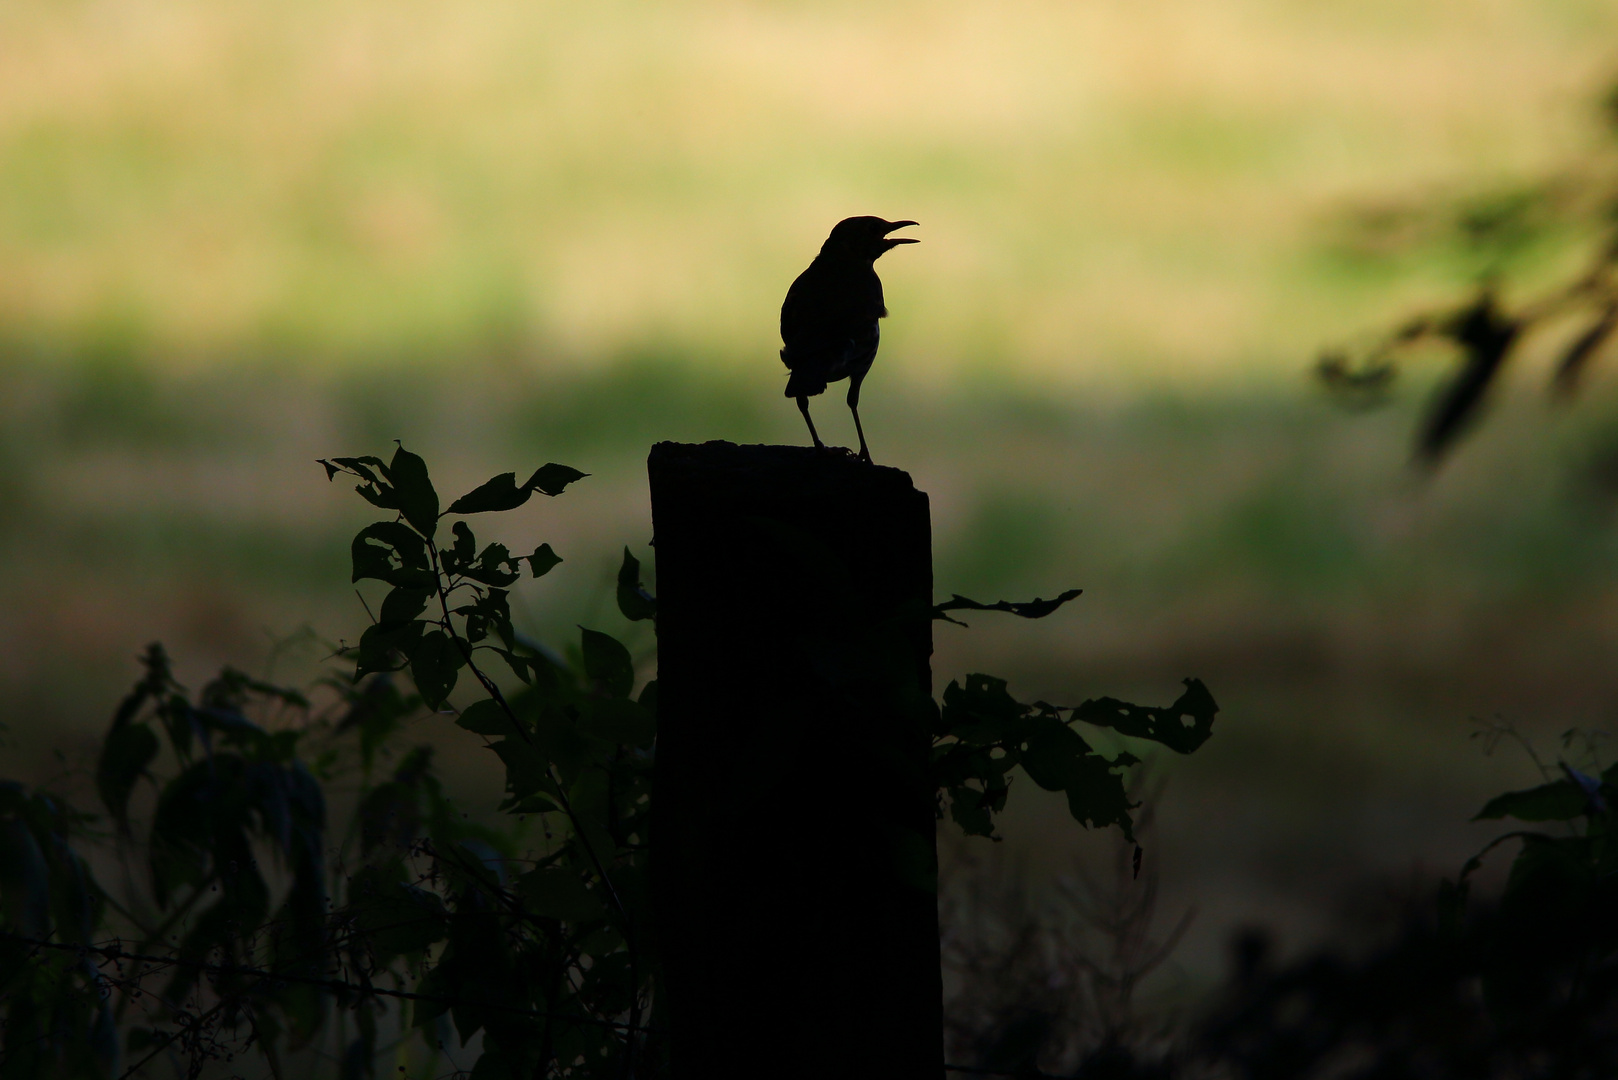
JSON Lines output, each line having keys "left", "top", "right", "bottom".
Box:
{"left": 780, "top": 216, "right": 918, "bottom": 463}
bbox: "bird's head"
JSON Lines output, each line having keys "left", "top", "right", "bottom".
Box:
{"left": 821, "top": 216, "right": 919, "bottom": 262}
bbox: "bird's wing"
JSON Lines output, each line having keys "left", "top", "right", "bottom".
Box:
{"left": 780, "top": 261, "right": 884, "bottom": 370}
{"left": 779, "top": 265, "right": 834, "bottom": 360}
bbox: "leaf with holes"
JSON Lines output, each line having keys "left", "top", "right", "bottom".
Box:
{"left": 351, "top": 522, "right": 432, "bottom": 588}
{"left": 523, "top": 463, "right": 588, "bottom": 497}
{"left": 1017, "top": 721, "right": 1091, "bottom": 792}
{"left": 1071, "top": 678, "right": 1217, "bottom": 754}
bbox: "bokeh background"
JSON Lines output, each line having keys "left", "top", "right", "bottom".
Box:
{"left": 5, "top": 0, "right": 1618, "bottom": 992}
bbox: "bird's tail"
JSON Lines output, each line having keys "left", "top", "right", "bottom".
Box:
{"left": 783, "top": 366, "right": 826, "bottom": 399}
{"left": 783, "top": 354, "right": 828, "bottom": 401}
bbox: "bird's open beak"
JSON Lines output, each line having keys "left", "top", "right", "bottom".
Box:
{"left": 883, "top": 220, "right": 919, "bottom": 246}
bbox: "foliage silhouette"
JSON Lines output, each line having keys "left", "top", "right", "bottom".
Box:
{"left": 0, "top": 442, "right": 1215, "bottom": 1078}
{"left": 1319, "top": 74, "right": 1618, "bottom": 463}
{"left": 933, "top": 732, "right": 1618, "bottom": 1079}
{"left": 1192, "top": 738, "right": 1618, "bottom": 1079}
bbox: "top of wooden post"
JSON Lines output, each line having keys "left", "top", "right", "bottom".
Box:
{"left": 648, "top": 438, "right": 922, "bottom": 496}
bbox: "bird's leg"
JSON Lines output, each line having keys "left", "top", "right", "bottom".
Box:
{"left": 847, "top": 375, "right": 872, "bottom": 463}
{"left": 796, "top": 395, "right": 825, "bottom": 449}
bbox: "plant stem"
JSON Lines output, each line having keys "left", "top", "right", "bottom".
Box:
{"left": 424, "top": 537, "right": 642, "bottom": 1073}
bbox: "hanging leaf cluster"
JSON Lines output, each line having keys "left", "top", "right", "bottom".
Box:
{"left": 932, "top": 673, "right": 1218, "bottom": 844}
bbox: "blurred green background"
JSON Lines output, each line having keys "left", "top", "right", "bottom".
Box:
{"left": 5, "top": 0, "right": 1618, "bottom": 984}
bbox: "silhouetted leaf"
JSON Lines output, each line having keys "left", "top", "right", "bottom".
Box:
{"left": 447, "top": 521, "right": 477, "bottom": 568}
{"left": 1475, "top": 779, "right": 1589, "bottom": 822}
{"left": 615, "top": 548, "right": 657, "bottom": 622}
{"left": 149, "top": 755, "right": 252, "bottom": 908}
{"left": 351, "top": 522, "right": 431, "bottom": 587}
{"left": 355, "top": 482, "right": 401, "bottom": 515}
{"left": 939, "top": 674, "right": 1027, "bottom": 744}
{"left": 516, "top": 868, "right": 604, "bottom": 923}
{"left": 447, "top": 473, "right": 532, "bottom": 515}
{"left": 379, "top": 587, "right": 431, "bottom": 627}
{"left": 0, "top": 816, "right": 51, "bottom": 938}
{"left": 1062, "top": 755, "right": 1136, "bottom": 841}
{"left": 579, "top": 698, "right": 654, "bottom": 747}
{"left": 947, "top": 787, "right": 999, "bottom": 838}
{"left": 523, "top": 463, "right": 587, "bottom": 497}
{"left": 108, "top": 643, "right": 176, "bottom": 735}
{"left": 96, "top": 721, "right": 159, "bottom": 830}
{"left": 458, "top": 543, "right": 520, "bottom": 587}
{"left": 530, "top": 699, "right": 592, "bottom": 777}
{"left": 324, "top": 456, "right": 402, "bottom": 516}
{"left": 456, "top": 699, "right": 512, "bottom": 737}
{"left": 934, "top": 588, "right": 1081, "bottom": 624}
{"left": 580, "top": 629, "right": 634, "bottom": 699}
{"left": 323, "top": 456, "right": 388, "bottom": 486}
{"left": 491, "top": 649, "right": 533, "bottom": 685}
{"left": 489, "top": 739, "right": 553, "bottom": 802}
{"left": 1561, "top": 762, "right": 1608, "bottom": 815}
{"left": 485, "top": 588, "right": 515, "bottom": 646}
{"left": 355, "top": 620, "right": 423, "bottom": 679}
{"left": 525, "top": 544, "right": 562, "bottom": 578}
{"left": 1071, "top": 678, "right": 1218, "bottom": 754}
{"left": 409, "top": 630, "right": 464, "bottom": 709}
{"left": 388, "top": 445, "right": 439, "bottom": 537}
{"left": 1017, "top": 722, "right": 1091, "bottom": 792}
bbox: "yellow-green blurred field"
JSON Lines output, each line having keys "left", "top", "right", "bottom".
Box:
{"left": 5, "top": 0, "right": 1618, "bottom": 982}
{"left": 4, "top": 0, "right": 1615, "bottom": 377}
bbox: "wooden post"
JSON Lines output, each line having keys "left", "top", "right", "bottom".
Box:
{"left": 649, "top": 441, "right": 942, "bottom": 1079}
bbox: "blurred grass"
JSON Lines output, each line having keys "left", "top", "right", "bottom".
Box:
{"left": 6, "top": 354, "right": 1618, "bottom": 723}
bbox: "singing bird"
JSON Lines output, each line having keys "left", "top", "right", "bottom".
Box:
{"left": 780, "top": 216, "right": 918, "bottom": 463}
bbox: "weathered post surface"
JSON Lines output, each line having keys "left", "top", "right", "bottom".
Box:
{"left": 649, "top": 441, "right": 942, "bottom": 1079}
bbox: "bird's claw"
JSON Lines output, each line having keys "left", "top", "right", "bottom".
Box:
{"left": 810, "top": 443, "right": 870, "bottom": 463}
